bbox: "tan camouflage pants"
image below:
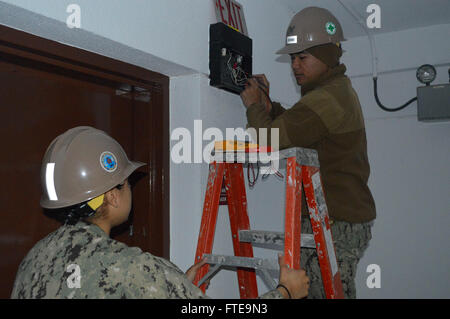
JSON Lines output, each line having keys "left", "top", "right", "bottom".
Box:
{"left": 300, "top": 218, "right": 372, "bottom": 299}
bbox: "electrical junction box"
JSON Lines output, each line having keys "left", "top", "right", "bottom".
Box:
{"left": 209, "top": 22, "right": 252, "bottom": 95}
{"left": 417, "top": 83, "right": 450, "bottom": 122}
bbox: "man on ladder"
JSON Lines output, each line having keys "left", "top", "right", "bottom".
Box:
{"left": 241, "top": 7, "right": 376, "bottom": 299}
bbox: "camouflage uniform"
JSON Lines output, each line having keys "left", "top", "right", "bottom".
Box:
{"left": 11, "top": 221, "right": 282, "bottom": 299}
{"left": 300, "top": 218, "right": 372, "bottom": 299}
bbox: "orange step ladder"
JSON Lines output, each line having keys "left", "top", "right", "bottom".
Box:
{"left": 193, "top": 147, "right": 344, "bottom": 299}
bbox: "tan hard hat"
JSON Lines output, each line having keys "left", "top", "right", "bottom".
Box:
{"left": 40, "top": 126, "right": 145, "bottom": 209}
{"left": 277, "top": 7, "right": 345, "bottom": 55}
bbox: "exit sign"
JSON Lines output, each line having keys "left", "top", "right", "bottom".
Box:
{"left": 214, "top": 0, "right": 248, "bottom": 36}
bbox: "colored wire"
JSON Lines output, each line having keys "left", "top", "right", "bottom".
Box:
{"left": 373, "top": 77, "right": 417, "bottom": 112}
{"left": 247, "top": 163, "right": 259, "bottom": 188}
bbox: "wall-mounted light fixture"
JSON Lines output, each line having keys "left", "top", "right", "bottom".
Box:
{"left": 416, "top": 64, "right": 437, "bottom": 86}
{"left": 416, "top": 65, "right": 450, "bottom": 122}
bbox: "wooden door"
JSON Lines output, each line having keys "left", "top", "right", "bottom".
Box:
{"left": 0, "top": 26, "right": 169, "bottom": 298}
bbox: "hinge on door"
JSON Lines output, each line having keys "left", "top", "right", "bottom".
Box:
{"left": 116, "top": 84, "right": 151, "bottom": 102}
{"left": 129, "top": 224, "right": 134, "bottom": 237}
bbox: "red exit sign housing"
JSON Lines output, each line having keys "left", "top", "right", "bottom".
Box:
{"left": 214, "top": 0, "right": 248, "bottom": 36}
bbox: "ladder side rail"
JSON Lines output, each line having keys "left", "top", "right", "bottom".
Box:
{"left": 194, "top": 162, "right": 225, "bottom": 291}
{"left": 284, "top": 157, "right": 303, "bottom": 270}
{"left": 302, "top": 165, "right": 344, "bottom": 299}
{"left": 224, "top": 163, "right": 258, "bottom": 299}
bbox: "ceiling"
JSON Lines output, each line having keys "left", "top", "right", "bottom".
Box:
{"left": 277, "top": 0, "right": 450, "bottom": 38}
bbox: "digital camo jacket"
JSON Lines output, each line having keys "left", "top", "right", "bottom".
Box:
{"left": 11, "top": 221, "right": 282, "bottom": 299}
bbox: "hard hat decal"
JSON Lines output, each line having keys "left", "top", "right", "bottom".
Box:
{"left": 326, "top": 22, "right": 337, "bottom": 35}
{"left": 287, "top": 35, "right": 297, "bottom": 44}
{"left": 100, "top": 152, "right": 118, "bottom": 172}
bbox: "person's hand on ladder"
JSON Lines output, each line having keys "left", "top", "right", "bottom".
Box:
{"left": 277, "top": 254, "right": 310, "bottom": 299}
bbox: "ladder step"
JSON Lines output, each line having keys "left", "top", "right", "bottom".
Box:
{"left": 212, "top": 147, "right": 320, "bottom": 167}
{"left": 238, "top": 230, "right": 316, "bottom": 249}
{"left": 204, "top": 254, "right": 279, "bottom": 271}
{"left": 201, "top": 254, "right": 279, "bottom": 291}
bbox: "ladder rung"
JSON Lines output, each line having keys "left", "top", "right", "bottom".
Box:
{"left": 204, "top": 254, "right": 278, "bottom": 271}
{"left": 238, "top": 230, "right": 316, "bottom": 249}
{"left": 200, "top": 255, "right": 278, "bottom": 291}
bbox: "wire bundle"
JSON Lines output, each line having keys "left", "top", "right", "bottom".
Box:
{"left": 227, "top": 53, "right": 248, "bottom": 86}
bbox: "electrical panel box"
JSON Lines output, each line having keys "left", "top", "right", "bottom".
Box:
{"left": 209, "top": 22, "right": 252, "bottom": 95}
{"left": 417, "top": 83, "right": 450, "bottom": 122}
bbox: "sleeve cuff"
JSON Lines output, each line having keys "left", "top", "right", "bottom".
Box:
{"left": 246, "top": 102, "right": 266, "bottom": 115}
{"left": 258, "top": 288, "right": 285, "bottom": 299}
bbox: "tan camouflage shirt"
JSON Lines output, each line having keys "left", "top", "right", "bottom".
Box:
{"left": 11, "top": 221, "right": 282, "bottom": 299}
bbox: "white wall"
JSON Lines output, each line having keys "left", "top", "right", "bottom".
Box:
{"left": 344, "top": 26, "right": 450, "bottom": 298}
{"left": 1, "top": 0, "right": 449, "bottom": 298}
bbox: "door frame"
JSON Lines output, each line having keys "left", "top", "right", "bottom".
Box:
{"left": 0, "top": 25, "right": 170, "bottom": 259}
